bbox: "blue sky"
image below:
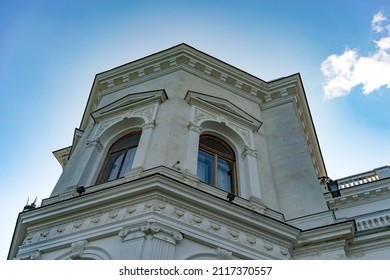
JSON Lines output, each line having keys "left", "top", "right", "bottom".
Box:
{"left": 1, "top": 0, "right": 390, "bottom": 259}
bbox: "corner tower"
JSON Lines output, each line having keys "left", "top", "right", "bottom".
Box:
{"left": 9, "top": 44, "right": 330, "bottom": 260}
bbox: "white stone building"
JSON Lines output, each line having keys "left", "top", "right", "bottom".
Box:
{"left": 8, "top": 44, "right": 390, "bottom": 260}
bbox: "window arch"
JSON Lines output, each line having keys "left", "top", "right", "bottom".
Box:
{"left": 96, "top": 132, "right": 141, "bottom": 184}
{"left": 197, "top": 134, "right": 237, "bottom": 194}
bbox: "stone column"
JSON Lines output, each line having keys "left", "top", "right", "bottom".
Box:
{"left": 118, "top": 222, "right": 150, "bottom": 260}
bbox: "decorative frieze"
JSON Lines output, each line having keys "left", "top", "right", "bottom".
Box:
{"left": 355, "top": 213, "right": 390, "bottom": 232}
{"left": 15, "top": 250, "right": 41, "bottom": 260}
{"left": 94, "top": 47, "right": 269, "bottom": 112}
{"left": 18, "top": 192, "right": 292, "bottom": 259}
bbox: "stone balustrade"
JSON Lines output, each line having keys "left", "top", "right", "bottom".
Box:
{"left": 337, "top": 172, "right": 379, "bottom": 190}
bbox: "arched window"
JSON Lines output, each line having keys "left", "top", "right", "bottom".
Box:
{"left": 96, "top": 132, "right": 141, "bottom": 184}
{"left": 197, "top": 135, "right": 237, "bottom": 194}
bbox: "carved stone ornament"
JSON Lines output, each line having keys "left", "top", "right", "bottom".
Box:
{"left": 92, "top": 104, "right": 158, "bottom": 139}
{"left": 193, "top": 106, "right": 253, "bottom": 147}
{"left": 241, "top": 145, "right": 258, "bottom": 159}
{"left": 133, "top": 105, "right": 157, "bottom": 123}
{"left": 150, "top": 222, "right": 183, "bottom": 241}
{"left": 70, "top": 240, "right": 88, "bottom": 259}
{"left": 142, "top": 120, "right": 156, "bottom": 130}
{"left": 229, "top": 122, "right": 252, "bottom": 146}
{"left": 194, "top": 107, "right": 218, "bottom": 125}
{"left": 22, "top": 232, "right": 34, "bottom": 245}
{"left": 280, "top": 248, "right": 290, "bottom": 258}
{"left": 216, "top": 247, "right": 232, "bottom": 260}
{"left": 188, "top": 121, "right": 202, "bottom": 133}
{"left": 18, "top": 194, "right": 284, "bottom": 259}
{"left": 16, "top": 250, "right": 41, "bottom": 260}
{"left": 264, "top": 241, "right": 274, "bottom": 252}
{"left": 119, "top": 223, "right": 151, "bottom": 240}
{"left": 86, "top": 137, "right": 103, "bottom": 150}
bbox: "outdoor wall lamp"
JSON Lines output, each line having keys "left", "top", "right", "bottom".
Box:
{"left": 318, "top": 176, "right": 341, "bottom": 198}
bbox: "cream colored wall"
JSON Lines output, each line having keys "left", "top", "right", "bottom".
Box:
{"left": 262, "top": 102, "right": 328, "bottom": 219}
{"left": 50, "top": 69, "right": 327, "bottom": 219}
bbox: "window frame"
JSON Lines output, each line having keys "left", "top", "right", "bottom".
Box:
{"left": 96, "top": 131, "right": 141, "bottom": 184}
{"left": 198, "top": 134, "right": 238, "bottom": 194}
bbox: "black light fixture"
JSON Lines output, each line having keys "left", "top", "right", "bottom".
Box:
{"left": 318, "top": 176, "right": 341, "bottom": 198}
{"left": 227, "top": 193, "right": 235, "bottom": 202}
{"left": 327, "top": 179, "right": 341, "bottom": 198}
{"left": 173, "top": 160, "right": 181, "bottom": 170}
{"left": 76, "top": 186, "right": 85, "bottom": 196}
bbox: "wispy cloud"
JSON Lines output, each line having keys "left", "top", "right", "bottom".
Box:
{"left": 321, "top": 12, "right": 390, "bottom": 99}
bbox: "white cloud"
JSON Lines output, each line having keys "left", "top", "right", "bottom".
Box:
{"left": 371, "top": 12, "right": 387, "bottom": 33}
{"left": 321, "top": 12, "right": 390, "bottom": 99}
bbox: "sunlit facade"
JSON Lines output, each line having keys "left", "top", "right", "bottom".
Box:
{"left": 8, "top": 44, "right": 390, "bottom": 260}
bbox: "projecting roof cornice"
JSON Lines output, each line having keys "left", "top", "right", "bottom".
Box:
{"left": 76, "top": 44, "right": 326, "bottom": 177}
{"left": 80, "top": 45, "right": 315, "bottom": 131}
{"left": 79, "top": 43, "right": 298, "bottom": 132}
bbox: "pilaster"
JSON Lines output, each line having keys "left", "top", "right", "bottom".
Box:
{"left": 150, "top": 222, "right": 183, "bottom": 260}
{"left": 241, "top": 146, "right": 262, "bottom": 200}
{"left": 186, "top": 121, "right": 202, "bottom": 175}
{"left": 119, "top": 222, "right": 150, "bottom": 259}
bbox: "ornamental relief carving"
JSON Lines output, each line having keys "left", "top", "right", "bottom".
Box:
{"left": 193, "top": 106, "right": 253, "bottom": 148}
{"left": 93, "top": 116, "right": 122, "bottom": 139}
{"left": 216, "top": 247, "right": 232, "bottom": 260}
{"left": 15, "top": 250, "right": 41, "bottom": 260}
{"left": 86, "top": 137, "right": 103, "bottom": 150}
{"left": 70, "top": 240, "right": 88, "bottom": 258}
{"left": 241, "top": 145, "right": 258, "bottom": 159}
{"left": 91, "top": 104, "right": 158, "bottom": 139}
{"left": 194, "top": 107, "right": 218, "bottom": 124}
{"left": 19, "top": 194, "right": 287, "bottom": 258}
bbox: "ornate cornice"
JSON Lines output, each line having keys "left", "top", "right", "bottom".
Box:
{"left": 17, "top": 189, "right": 294, "bottom": 259}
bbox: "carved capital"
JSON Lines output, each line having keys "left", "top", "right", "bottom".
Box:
{"left": 86, "top": 138, "right": 103, "bottom": 150}
{"left": 119, "top": 222, "right": 151, "bottom": 241}
{"left": 241, "top": 145, "right": 258, "bottom": 159}
{"left": 143, "top": 120, "right": 156, "bottom": 130}
{"left": 188, "top": 121, "right": 202, "bottom": 133}
{"left": 150, "top": 222, "right": 183, "bottom": 241}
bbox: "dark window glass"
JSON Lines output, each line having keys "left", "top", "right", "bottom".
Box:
{"left": 97, "top": 132, "right": 140, "bottom": 184}
{"left": 197, "top": 135, "right": 236, "bottom": 193}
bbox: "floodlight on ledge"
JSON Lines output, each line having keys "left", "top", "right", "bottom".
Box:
{"left": 327, "top": 179, "right": 341, "bottom": 198}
